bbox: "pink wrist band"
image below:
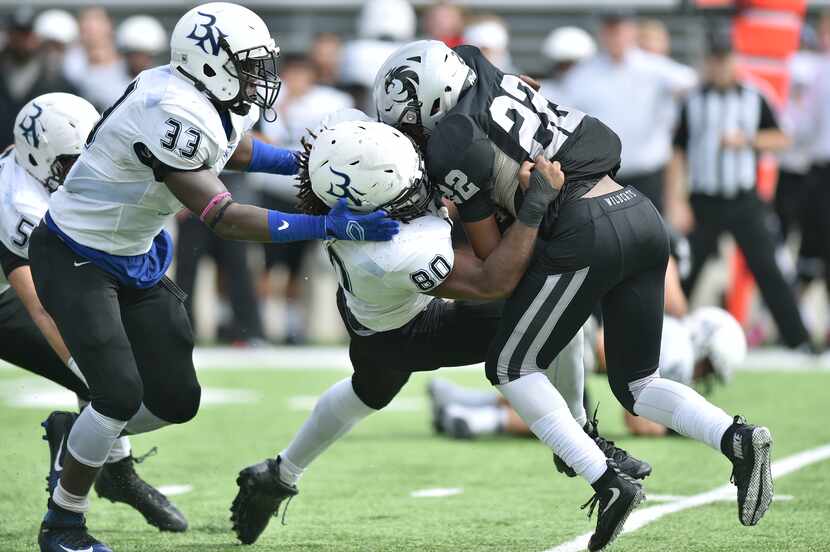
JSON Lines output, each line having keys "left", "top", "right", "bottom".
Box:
{"left": 200, "top": 192, "right": 232, "bottom": 222}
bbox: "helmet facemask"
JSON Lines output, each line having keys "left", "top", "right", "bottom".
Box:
{"left": 44, "top": 153, "right": 79, "bottom": 193}
{"left": 381, "top": 154, "right": 435, "bottom": 222}
{"left": 219, "top": 39, "right": 282, "bottom": 121}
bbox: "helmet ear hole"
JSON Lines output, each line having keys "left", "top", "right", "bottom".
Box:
{"left": 28, "top": 154, "right": 38, "bottom": 167}
{"left": 203, "top": 64, "right": 216, "bottom": 77}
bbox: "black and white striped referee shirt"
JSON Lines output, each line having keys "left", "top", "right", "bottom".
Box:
{"left": 673, "top": 83, "right": 779, "bottom": 197}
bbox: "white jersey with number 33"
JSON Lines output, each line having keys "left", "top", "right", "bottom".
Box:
{"left": 326, "top": 213, "right": 454, "bottom": 332}
{"left": 0, "top": 151, "right": 50, "bottom": 295}
{"left": 48, "top": 65, "right": 258, "bottom": 256}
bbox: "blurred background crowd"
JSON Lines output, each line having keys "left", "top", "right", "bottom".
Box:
{"left": 1, "top": 0, "right": 829, "bottom": 351}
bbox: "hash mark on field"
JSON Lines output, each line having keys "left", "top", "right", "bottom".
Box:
{"left": 410, "top": 488, "right": 463, "bottom": 498}
{"left": 545, "top": 443, "right": 830, "bottom": 552}
{"left": 157, "top": 484, "right": 193, "bottom": 497}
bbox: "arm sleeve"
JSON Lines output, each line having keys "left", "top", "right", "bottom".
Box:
{"left": 673, "top": 102, "right": 689, "bottom": 151}
{"left": 0, "top": 239, "right": 28, "bottom": 279}
{"left": 758, "top": 94, "right": 780, "bottom": 131}
{"left": 426, "top": 113, "right": 495, "bottom": 223}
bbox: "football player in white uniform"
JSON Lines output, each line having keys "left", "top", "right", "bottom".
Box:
{"left": 228, "top": 119, "right": 567, "bottom": 544}
{"left": 29, "top": 4, "right": 398, "bottom": 552}
{"left": 3, "top": 93, "right": 188, "bottom": 534}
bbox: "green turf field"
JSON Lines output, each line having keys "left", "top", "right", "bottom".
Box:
{"left": 1, "top": 365, "right": 829, "bottom": 551}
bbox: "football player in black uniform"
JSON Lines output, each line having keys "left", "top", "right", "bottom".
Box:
{"left": 375, "top": 41, "right": 774, "bottom": 550}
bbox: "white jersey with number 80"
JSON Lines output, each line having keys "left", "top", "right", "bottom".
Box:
{"left": 326, "top": 213, "right": 454, "bottom": 332}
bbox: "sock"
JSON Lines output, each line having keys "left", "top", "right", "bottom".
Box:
{"left": 498, "top": 372, "right": 607, "bottom": 484}
{"left": 279, "top": 378, "right": 375, "bottom": 485}
{"left": 443, "top": 404, "right": 507, "bottom": 436}
{"left": 68, "top": 406, "right": 127, "bottom": 468}
{"left": 44, "top": 502, "right": 84, "bottom": 527}
{"left": 124, "top": 403, "right": 170, "bottom": 435}
{"left": 431, "top": 379, "right": 500, "bottom": 408}
{"left": 52, "top": 480, "right": 90, "bottom": 513}
{"left": 106, "top": 436, "right": 132, "bottom": 463}
{"left": 631, "top": 376, "right": 733, "bottom": 451}
{"left": 546, "top": 328, "right": 587, "bottom": 426}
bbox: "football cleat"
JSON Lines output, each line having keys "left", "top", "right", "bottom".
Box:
{"left": 42, "top": 411, "right": 77, "bottom": 495}
{"left": 582, "top": 465, "right": 645, "bottom": 552}
{"left": 723, "top": 416, "right": 773, "bottom": 526}
{"left": 95, "top": 452, "right": 188, "bottom": 532}
{"left": 554, "top": 408, "right": 652, "bottom": 480}
{"left": 39, "top": 509, "right": 112, "bottom": 552}
{"left": 230, "top": 457, "right": 298, "bottom": 545}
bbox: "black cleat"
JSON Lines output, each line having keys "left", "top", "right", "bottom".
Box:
{"left": 555, "top": 409, "right": 652, "bottom": 480}
{"left": 42, "top": 411, "right": 77, "bottom": 495}
{"left": 722, "top": 416, "right": 773, "bottom": 526}
{"left": 95, "top": 452, "right": 188, "bottom": 532}
{"left": 230, "top": 457, "right": 298, "bottom": 545}
{"left": 582, "top": 465, "right": 645, "bottom": 552}
{"left": 39, "top": 511, "right": 112, "bottom": 552}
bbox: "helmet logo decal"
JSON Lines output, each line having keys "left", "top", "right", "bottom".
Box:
{"left": 187, "top": 11, "right": 228, "bottom": 56}
{"left": 18, "top": 102, "right": 43, "bottom": 149}
{"left": 327, "top": 167, "right": 366, "bottom": 207}
{"left": 383, "top": 65, "right": 420, "bottom": 110}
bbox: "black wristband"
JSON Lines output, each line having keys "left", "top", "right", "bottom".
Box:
{"left": 517, "top": 168, "right": 560, "bottom": 227}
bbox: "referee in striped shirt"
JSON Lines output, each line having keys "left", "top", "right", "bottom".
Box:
{"left": 673, "top": 35, "right": 812, "bottom": 350}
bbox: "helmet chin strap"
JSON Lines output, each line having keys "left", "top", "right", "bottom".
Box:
{"left": 175, "top": 65, "right": 252, "bottom": 116}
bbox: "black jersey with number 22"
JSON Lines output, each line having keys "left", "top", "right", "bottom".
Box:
{"left": 426, "top": 46, "right": 622, "bottom": 226}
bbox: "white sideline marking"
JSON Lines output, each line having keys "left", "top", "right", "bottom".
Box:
{"left": 648, "top": 493, "right": 793, "bottom": 503}
{"left": 288, "top": 395, "right": 424, "bottom": 413}
{"left": 2, "top": 347, "right": 828, "bottom": 373}
{"left": 157, "top": 484, "right": 193, "bottom": 497}
{"left": 0, "top": 380, "right": 260, "bottom": 408}
{"left": 410, "top": 487, "right": 463, "bottom": 498}
{"left": 545, "top": 443, "right": 830, "bottom": 552}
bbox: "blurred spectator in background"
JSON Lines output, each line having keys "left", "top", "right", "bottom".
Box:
{"left": 638, "top": 18, "right": 671, "bottom": 56}
{"left": 424, "top": 2, "right": 465, "bottom": 48}
{"left": 563, "top": 11, "right": 697, "bottom": 213}
{"left": 0, "top": 7, "right": 78, "bottom": 148}
{"left": 258, "top": 54, "right": 353, "bottom": 343}
{"left": 672, "top": 34, "right": 812, "bottom": 351}
{"left": 175, "top": 174, "right": 267, "bottom": 345}
{"left": 775, "top": 26, "right": 822, "bottom": 289}
{"left": 340, "top": 0, "right": 415, "bottom": 110}
{"left": 462, "top": 16, "right": 515, "bottom": 73}
{"left": 116, "top": 15, "right": 167, "bottom": 79}
{"left": 539, "top": 26, "right": 596, "bottom": 104}
{"left": 309, "top": 33, "right": 343, "bottom": 88}
{"left": 34, "top": 9, "right": 79, "bottom": 81}
{"left": 64, "top": 7, "right": 128, "bottom": 111}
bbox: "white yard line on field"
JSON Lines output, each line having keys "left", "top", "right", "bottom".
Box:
{"left": 544, "top": 443, "right": 830, "bottom": 552}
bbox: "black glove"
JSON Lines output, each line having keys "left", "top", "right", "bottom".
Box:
{"left": 517, "top": 167, "right": 562, "bottom": 228}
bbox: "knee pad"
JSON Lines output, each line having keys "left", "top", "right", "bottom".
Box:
{"left": 68, "top": 406, "right": 128, "bottom": 468}
{"left": 91, "top": 371, "right": 143, "bottom": 421}
{"left": 148, "top": 383, "right": 201, "bottom": 424}
{"left": 351, "top": 372, "right": 408, "bottom": 410}
{"left": 612, "top": 370, "right": 658, "bottom": 414}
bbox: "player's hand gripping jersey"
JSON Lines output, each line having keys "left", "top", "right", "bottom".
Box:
{"left": 48, "top": 66, "right": 259, "bottom": 257}
{"left": 0, "top": 150, "right": 50, "bottom": 295}
{"left": 424, "top": 46, "right": 622, "bottom": 229}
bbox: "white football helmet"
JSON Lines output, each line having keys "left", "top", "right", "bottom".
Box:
{"left": 13, "top": 93, "right": 100, "bottom": 193}
{"left": 686, "top": 307, "right": 747, "bottom": 383}
{"left": 542, "top": 27, "right": 597, "bottom": 63}
{"left": 374, "top": 40, "right": 477, "bottom": 136}
{"left": 170, "top": 2, "right": 281, "bottom": 119}
{"left": 33, "top": 9, "right": 79, "bottom": 45}
{"left": 308, "top": 121, "right": 433, "bottom": 221}
{"left": 358, "top": 0, "right": 415, "bottom": 42}
{"left": 117, "top": 15, "right": 168, "bottom": 55}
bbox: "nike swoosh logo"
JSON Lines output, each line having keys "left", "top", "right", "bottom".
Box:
{"left": 59, "top": 545, "right": 93, "bottom": 552}
{"left": 602, "top": 487, "right": 621, "bottom": 516}
{"left": 73, "top": 261, "right": 91, "bottom": 267}
{"left": 277, "top": 220, "right": 290, "bottom": 231}
{"left": 54, "top": 439, "right": 63, "bottom": 472}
